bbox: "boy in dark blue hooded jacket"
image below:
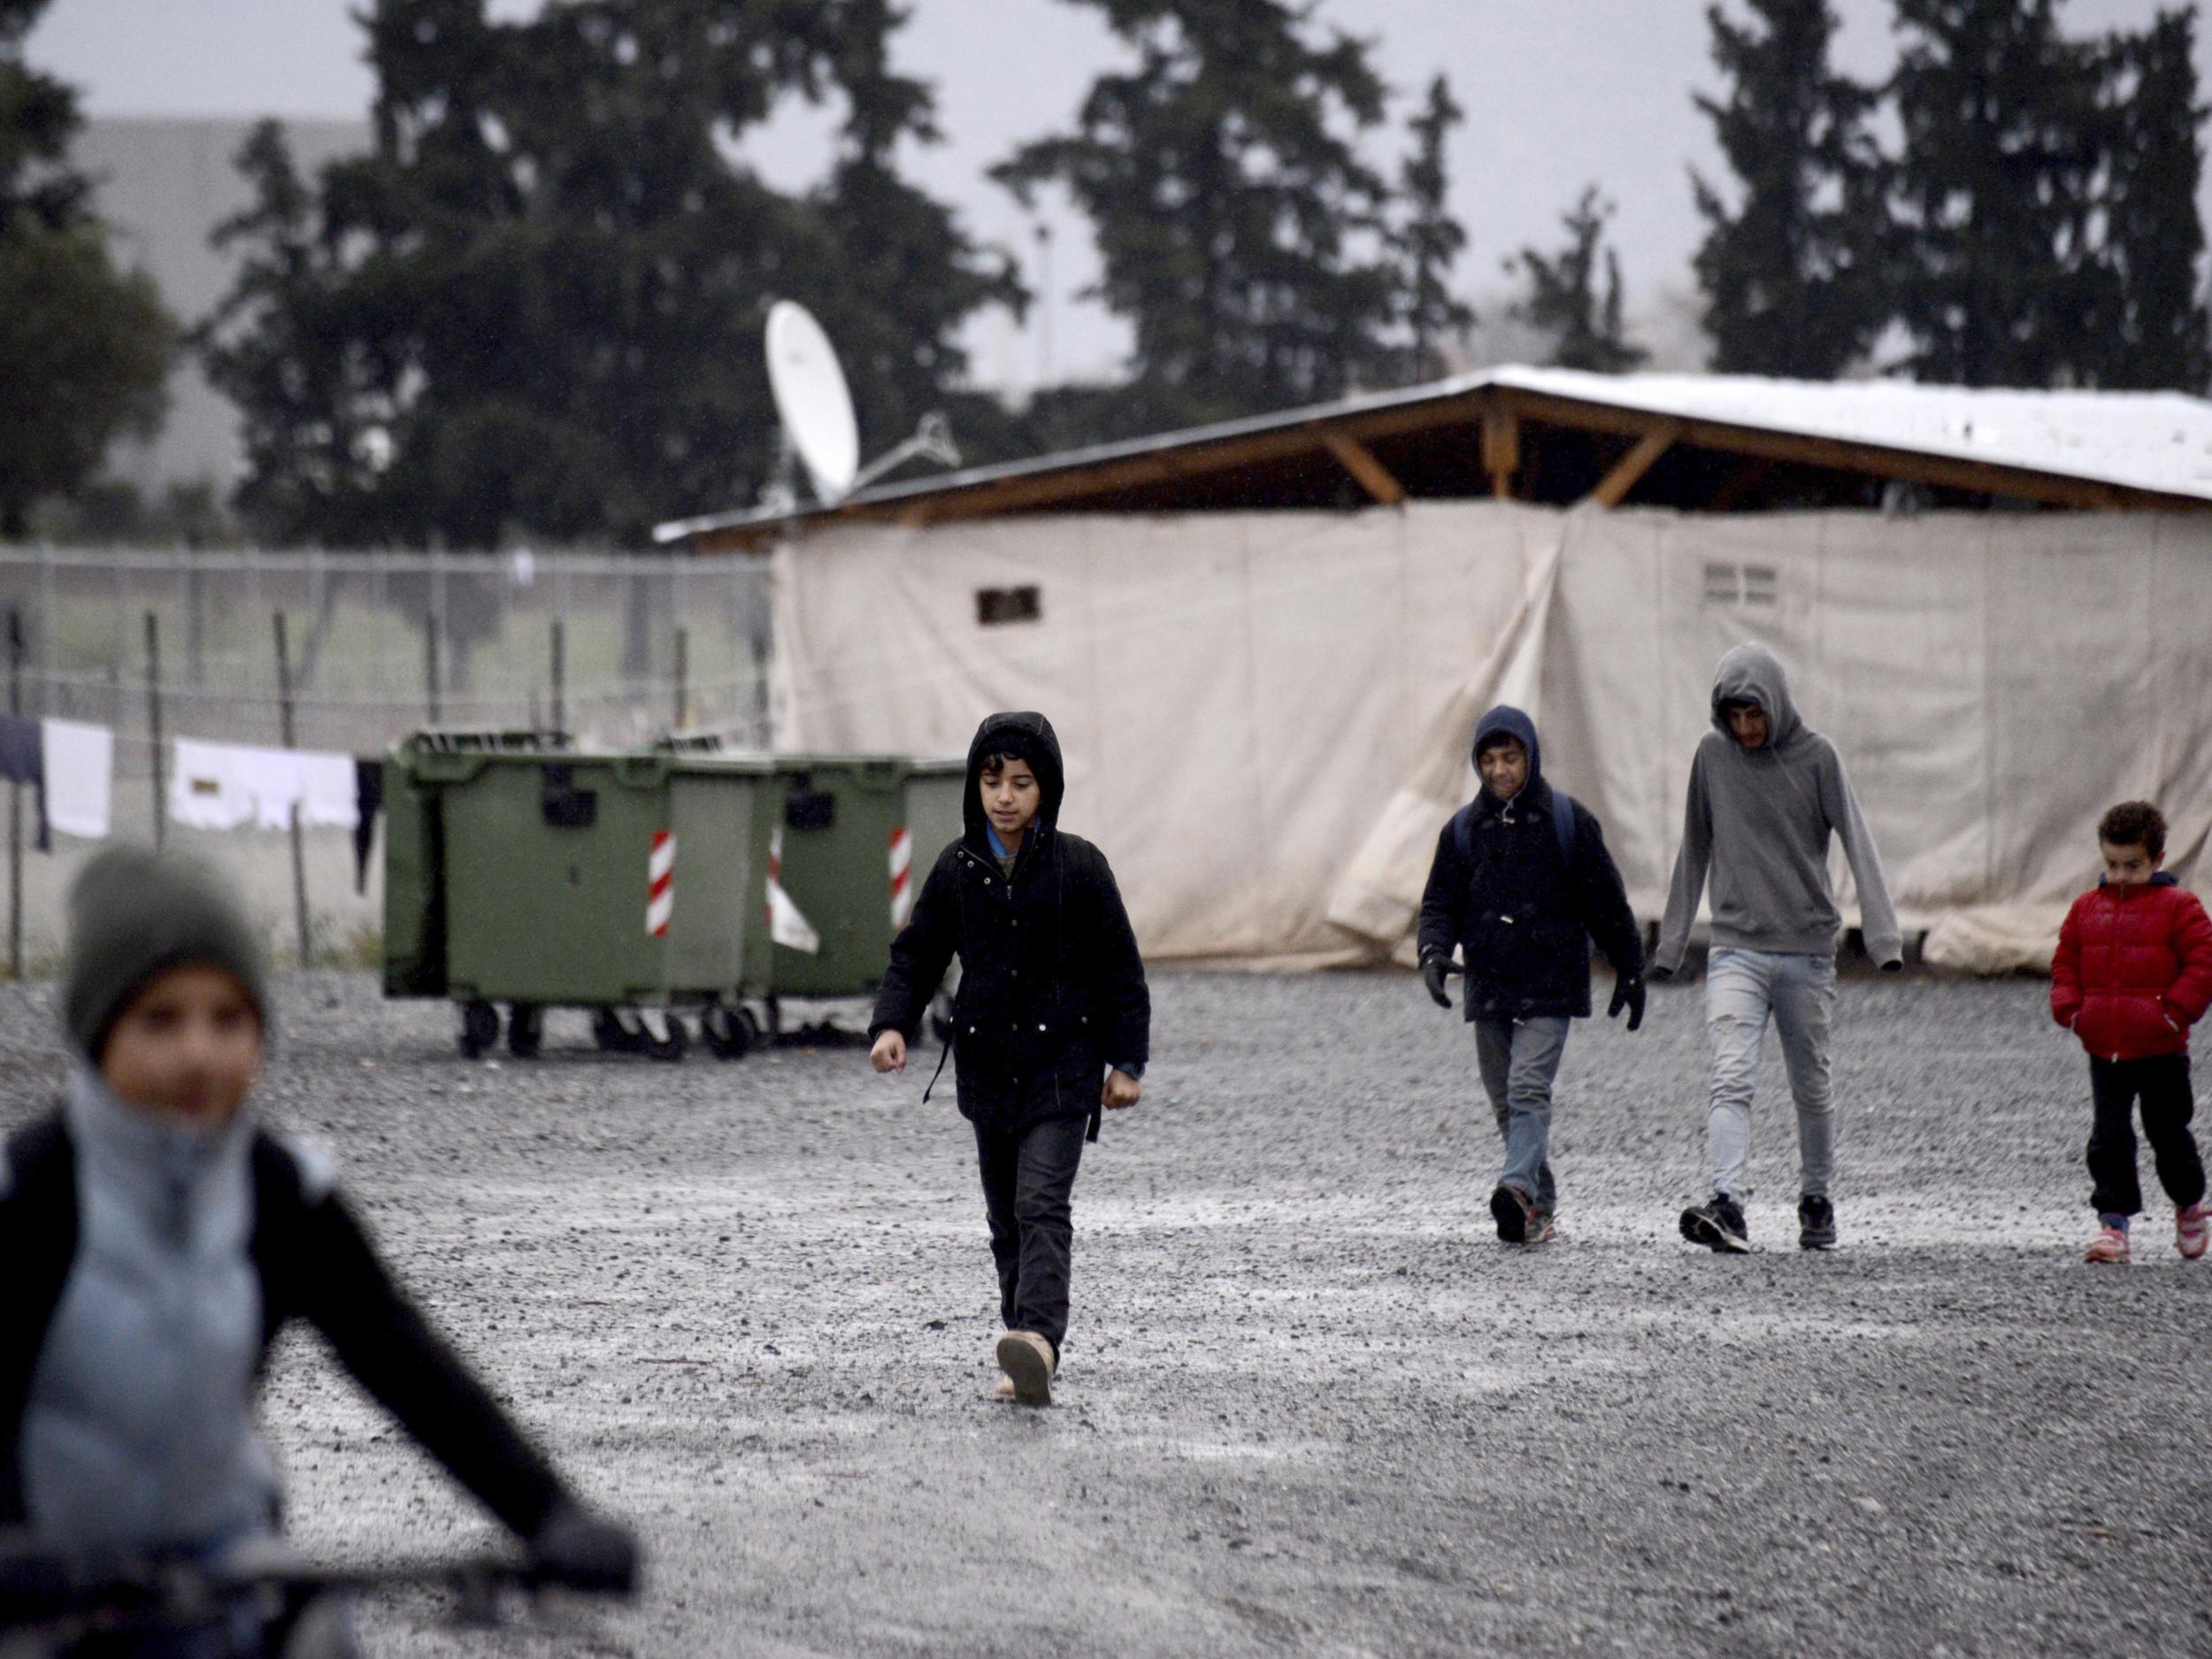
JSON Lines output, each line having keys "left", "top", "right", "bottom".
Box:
{"left": 870, "top": 712, "right": 1149, "bottom": 1406}
{"left": 1417, "top": 705, "right": 1646, "bottom": 1242}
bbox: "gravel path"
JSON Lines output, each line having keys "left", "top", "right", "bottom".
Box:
{"left": 4, "top": 967, "right": 2207, "bottom": 1659}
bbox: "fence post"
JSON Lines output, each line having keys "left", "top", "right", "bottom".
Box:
{"left": 273, "top": 611, "right": 312, "bottom": 969}
{"left": 145, "top": 611, "right": 166, "bottom": 851}
{"left": 550, "top": 618, "right": 565, "bottom": 735}
{"left": 424, "top": 610, "right": 442, "bottom": 724}
{"left": 673, "top": 626, "right": 688, "bottom": 732}
{"left": 7, "top": 608, "right": 21, "bottom": 979}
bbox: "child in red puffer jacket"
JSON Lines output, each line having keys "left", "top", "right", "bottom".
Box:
{"left": 2051, "top": 802, "right": 2212, "bottom": 1264}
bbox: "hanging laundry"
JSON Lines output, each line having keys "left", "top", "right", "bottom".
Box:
{"left": 41, "top": 718, "right": 112, "bottom": 840}
{"left": 170, "top": 738, "right": 360, "bottom": 833}
{"left": 295, "top": 750, "right": 357, "bottom": 830}
{"left": 171, "top": 738, "right": 262, "bottom": 831}
{"left": 0, "top": 713, "right": 49, "bottom": 850}
{"left": 353, "top": 757, "right": 384, "bottom": 894}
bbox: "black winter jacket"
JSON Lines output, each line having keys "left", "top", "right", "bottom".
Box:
{"left": 0, "top": 1111, "right": 569, "bottom": 1533}
{"left": 870, "top": 711, "right": 1149, "bottom": 1135}
{"left": 1417, "top": 704, "right": 1643, "bottom": 1022}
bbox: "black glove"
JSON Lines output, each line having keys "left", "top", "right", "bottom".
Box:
{"left": 1420, "top": 957, "right": 1454, "bottom": 1010}
{"left": 1608, "top": 974, "right": 1646, "bottom": 1033}
{"left": 529, "top": 1500, "right": 641, "bottom": 1596}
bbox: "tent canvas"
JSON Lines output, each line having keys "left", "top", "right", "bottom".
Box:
{"left": 772, "top": 503, "right": 2212, "bottom": 971}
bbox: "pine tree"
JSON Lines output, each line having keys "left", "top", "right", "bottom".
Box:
{"left": 202, "top": 0, "right": 1018, "bottom": 547}
{"left": 1691, "top": 0, "right": 1886, "bottom": 379}
{"left": 798, "top": 0, "right": 1024, "bottom": 467}
{"left": 994, "top": 0, "right": 1402, "bottom": 430}
{"left": 2078, "top": 9, "right": 2210, "bottom": 390}
{"left": 1509, "top": 187, "right": 1647, "bottom": 374}
{"left": 1394, "top": 73, "right": 1475, "bottom": 384}
{"left": 0, "top": 0, "right": 173, "bottom": 534}
{"left": 1889, "top": 0, "right": 2107, "bottom": 387}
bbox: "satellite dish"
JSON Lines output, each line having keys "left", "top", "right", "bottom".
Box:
{"left": 765, "top": 299, "right": 859, "bottom": 503}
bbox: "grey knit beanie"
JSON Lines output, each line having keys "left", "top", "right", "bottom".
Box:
{"left": 62, "top": 845, "right": 269, "bottom": 1062}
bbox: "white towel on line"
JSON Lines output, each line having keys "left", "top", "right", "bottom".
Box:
{"left": 41, "top": 718, "right": 113, "bottom": 839}
{"left": 170, "top": 738, "right": 358, "bottom": 832}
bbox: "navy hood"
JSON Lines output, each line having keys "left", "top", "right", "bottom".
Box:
{"left": 1471, "top": 703, "right": 1543, "bottom": 805}
{"left": 964, "top": 710, "right": 1066, "bottom": 848}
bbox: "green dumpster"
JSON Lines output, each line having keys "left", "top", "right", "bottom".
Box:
{"left": 743, "top": 754, "right": 965, "bottom": 1002}
{"left": 384, "top": 732, "right": 962, "bottom": 1059}
{"left": 383, "top": 731, "right": 772, "bottom": 1059}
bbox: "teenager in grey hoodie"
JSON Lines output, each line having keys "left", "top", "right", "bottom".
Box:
{"left": 1654, "top": 643, "right": 1901, "bottom": 1254}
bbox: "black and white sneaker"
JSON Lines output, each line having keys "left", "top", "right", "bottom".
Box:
{"left": 1798, "top": 1194, "right": 1838, "bottom": 1250}
{"left": 1490, "top": 1184, "right": 1532, "bottom": 1243}
{"left": 1679, "top": 1194, "right": 1750, "bottom": 1253}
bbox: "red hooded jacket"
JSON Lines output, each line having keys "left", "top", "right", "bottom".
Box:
{"left": 2051, "top": 874, "right": 2212, "bottom": 1061}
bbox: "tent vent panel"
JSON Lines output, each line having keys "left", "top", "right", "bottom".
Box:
{"left": 1701, "top": 562, "right": 1778, "bottom": 607}
{"left": 977, "top": 586, "right": 1043, "bottom": 626}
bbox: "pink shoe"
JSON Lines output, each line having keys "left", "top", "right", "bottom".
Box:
{"left": 2084, "top": 1225, "right": 2131, "bottom": 1265}
{"left": 2177, "top": 1201, "right": 2208, "bottom": 1261}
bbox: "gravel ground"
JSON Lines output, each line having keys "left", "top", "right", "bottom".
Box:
{"left": 4, "top": 966, "right": 2208, "bottom": 1659}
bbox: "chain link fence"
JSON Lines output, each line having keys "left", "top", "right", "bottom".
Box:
{"left": 0, "top": 546, "right": 773, "bottom": 970}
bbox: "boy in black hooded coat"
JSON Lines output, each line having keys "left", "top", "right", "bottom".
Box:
{"left": 870, "top": 711, "right": 1149, "bottom": 1406}
{"left": 1417, "top": 704, "right": 1645, "bottom": 1243}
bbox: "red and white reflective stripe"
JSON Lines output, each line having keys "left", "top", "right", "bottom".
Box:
{"left": 646, "top": 830, "right": 676, "bottom": 936}
{"left": 888, "top": 826, "right": 913, "bottom": 926}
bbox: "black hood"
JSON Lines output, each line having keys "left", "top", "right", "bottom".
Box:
{"left": 1471, "top": 703, "right": 1544, "bottom": 806}
{"left": 964, "top": 710, "right": 1066, "bottom": 848}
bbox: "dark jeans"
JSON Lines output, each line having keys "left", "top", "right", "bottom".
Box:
{"left": 974, "top": 1112, "right": 1087, "bottom": 1355}
{"left": 2087, "top": 1054, "right": 2207, "bottom": 1216}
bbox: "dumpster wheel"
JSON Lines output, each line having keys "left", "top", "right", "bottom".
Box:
{"left": 457, "top": 1000, "right": 500, "bottom": 1059}
{"left": 506, "top": 1003, "right": 543, "bottom": 1059}
{"left": 647, "top": 1012, "right": 690, "bottom": 1063}
{"left": 592, "top": 1007, "right": 645, "bottom": 1054}
{"left": 702, "top": 1002, "right": 755, "bottom": 1061}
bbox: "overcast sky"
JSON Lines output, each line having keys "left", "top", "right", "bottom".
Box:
{"left": 28, "top": 0, "right": 2210, "bottom": 391}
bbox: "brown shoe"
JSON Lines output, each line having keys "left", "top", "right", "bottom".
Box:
{"left": 995, "top": 1331, "right": 1056, "bottom": 1406}
{"left": 992, "top": 1374, "right": 1017, "bottom": 1402}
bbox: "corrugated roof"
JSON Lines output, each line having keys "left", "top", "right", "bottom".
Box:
{"left": 654, "top": 365, "right": 2212, "bottom": 543}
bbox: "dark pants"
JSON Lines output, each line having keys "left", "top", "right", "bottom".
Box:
{"left": 974, "top": 1112, "right": 1087, "bottom": 1355}
{"left": 2087, "top": 1055, "right": 2207, "bottom": 1216}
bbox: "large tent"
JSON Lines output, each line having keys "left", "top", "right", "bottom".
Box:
{"left": 666, "top": 368, "right": 2212, "bottom": 972}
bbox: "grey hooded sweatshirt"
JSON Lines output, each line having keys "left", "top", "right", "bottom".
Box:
{"left": 1654, "top": 643, "right": 1901, "bottom": 972}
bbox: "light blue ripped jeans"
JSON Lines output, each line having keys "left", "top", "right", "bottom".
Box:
{"left": 1704, "top": 948, "right": 1836, "bottom": 1202}
{"left": 1474, "top": 1016, "right": 1571, "bottom": 1211}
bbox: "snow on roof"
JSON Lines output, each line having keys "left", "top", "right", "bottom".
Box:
{"left": 655, "top": 365, "right": 2212, "bottom": 542}
{"left": 1494, "top": 366, "right": 2212, "bottom": 504}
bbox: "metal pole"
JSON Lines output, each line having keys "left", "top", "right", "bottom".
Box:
{"left": 7, "top": 609, "right": 21, "bottom": 979}
{"left": 549, "top": 618, "right": 565, "bottom": 735}
{"left": 145, "top": 611, "right": 166, "bottom": 850}
{"left": 425, "top": 610, "right": 442, "bottom": 724}
{"left": 273, "top": 611, "right": 312, "bottom": 969}
{"left": 673, "top": 626, "right": 688, "bottom": 731}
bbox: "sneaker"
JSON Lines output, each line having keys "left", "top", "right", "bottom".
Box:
{"left": 995, "top": 1331, "right": 1056, "bottom": 1407}
{"left": 2177, "top": 1201, "right": 2208, "bottom": 1261}
{"left": 1525, "top": 1209, "right": 1557, "bottom": 1245}
{"left": 1490, "top": 1184, "right": 1532, "bottom": 1243}
{"left": 2084, "top": 1225, "right": 2131, "bottom": 1265}
{"left": 1798, "top": 1194, "right": 1838, "bottom": 1251}
{"left": 1680, "top": 1194, "right": 1750, "bottom": 1253}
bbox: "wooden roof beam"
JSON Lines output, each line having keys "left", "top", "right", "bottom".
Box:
{"left": 1586, "top": 420, "right": 1683, "bottom": 508}
{"left": 1492, "top": 386, "right": 2177, "bottom": 512}
{"left": 1323, "top": 432, "right": 1407, "bottom": 504}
